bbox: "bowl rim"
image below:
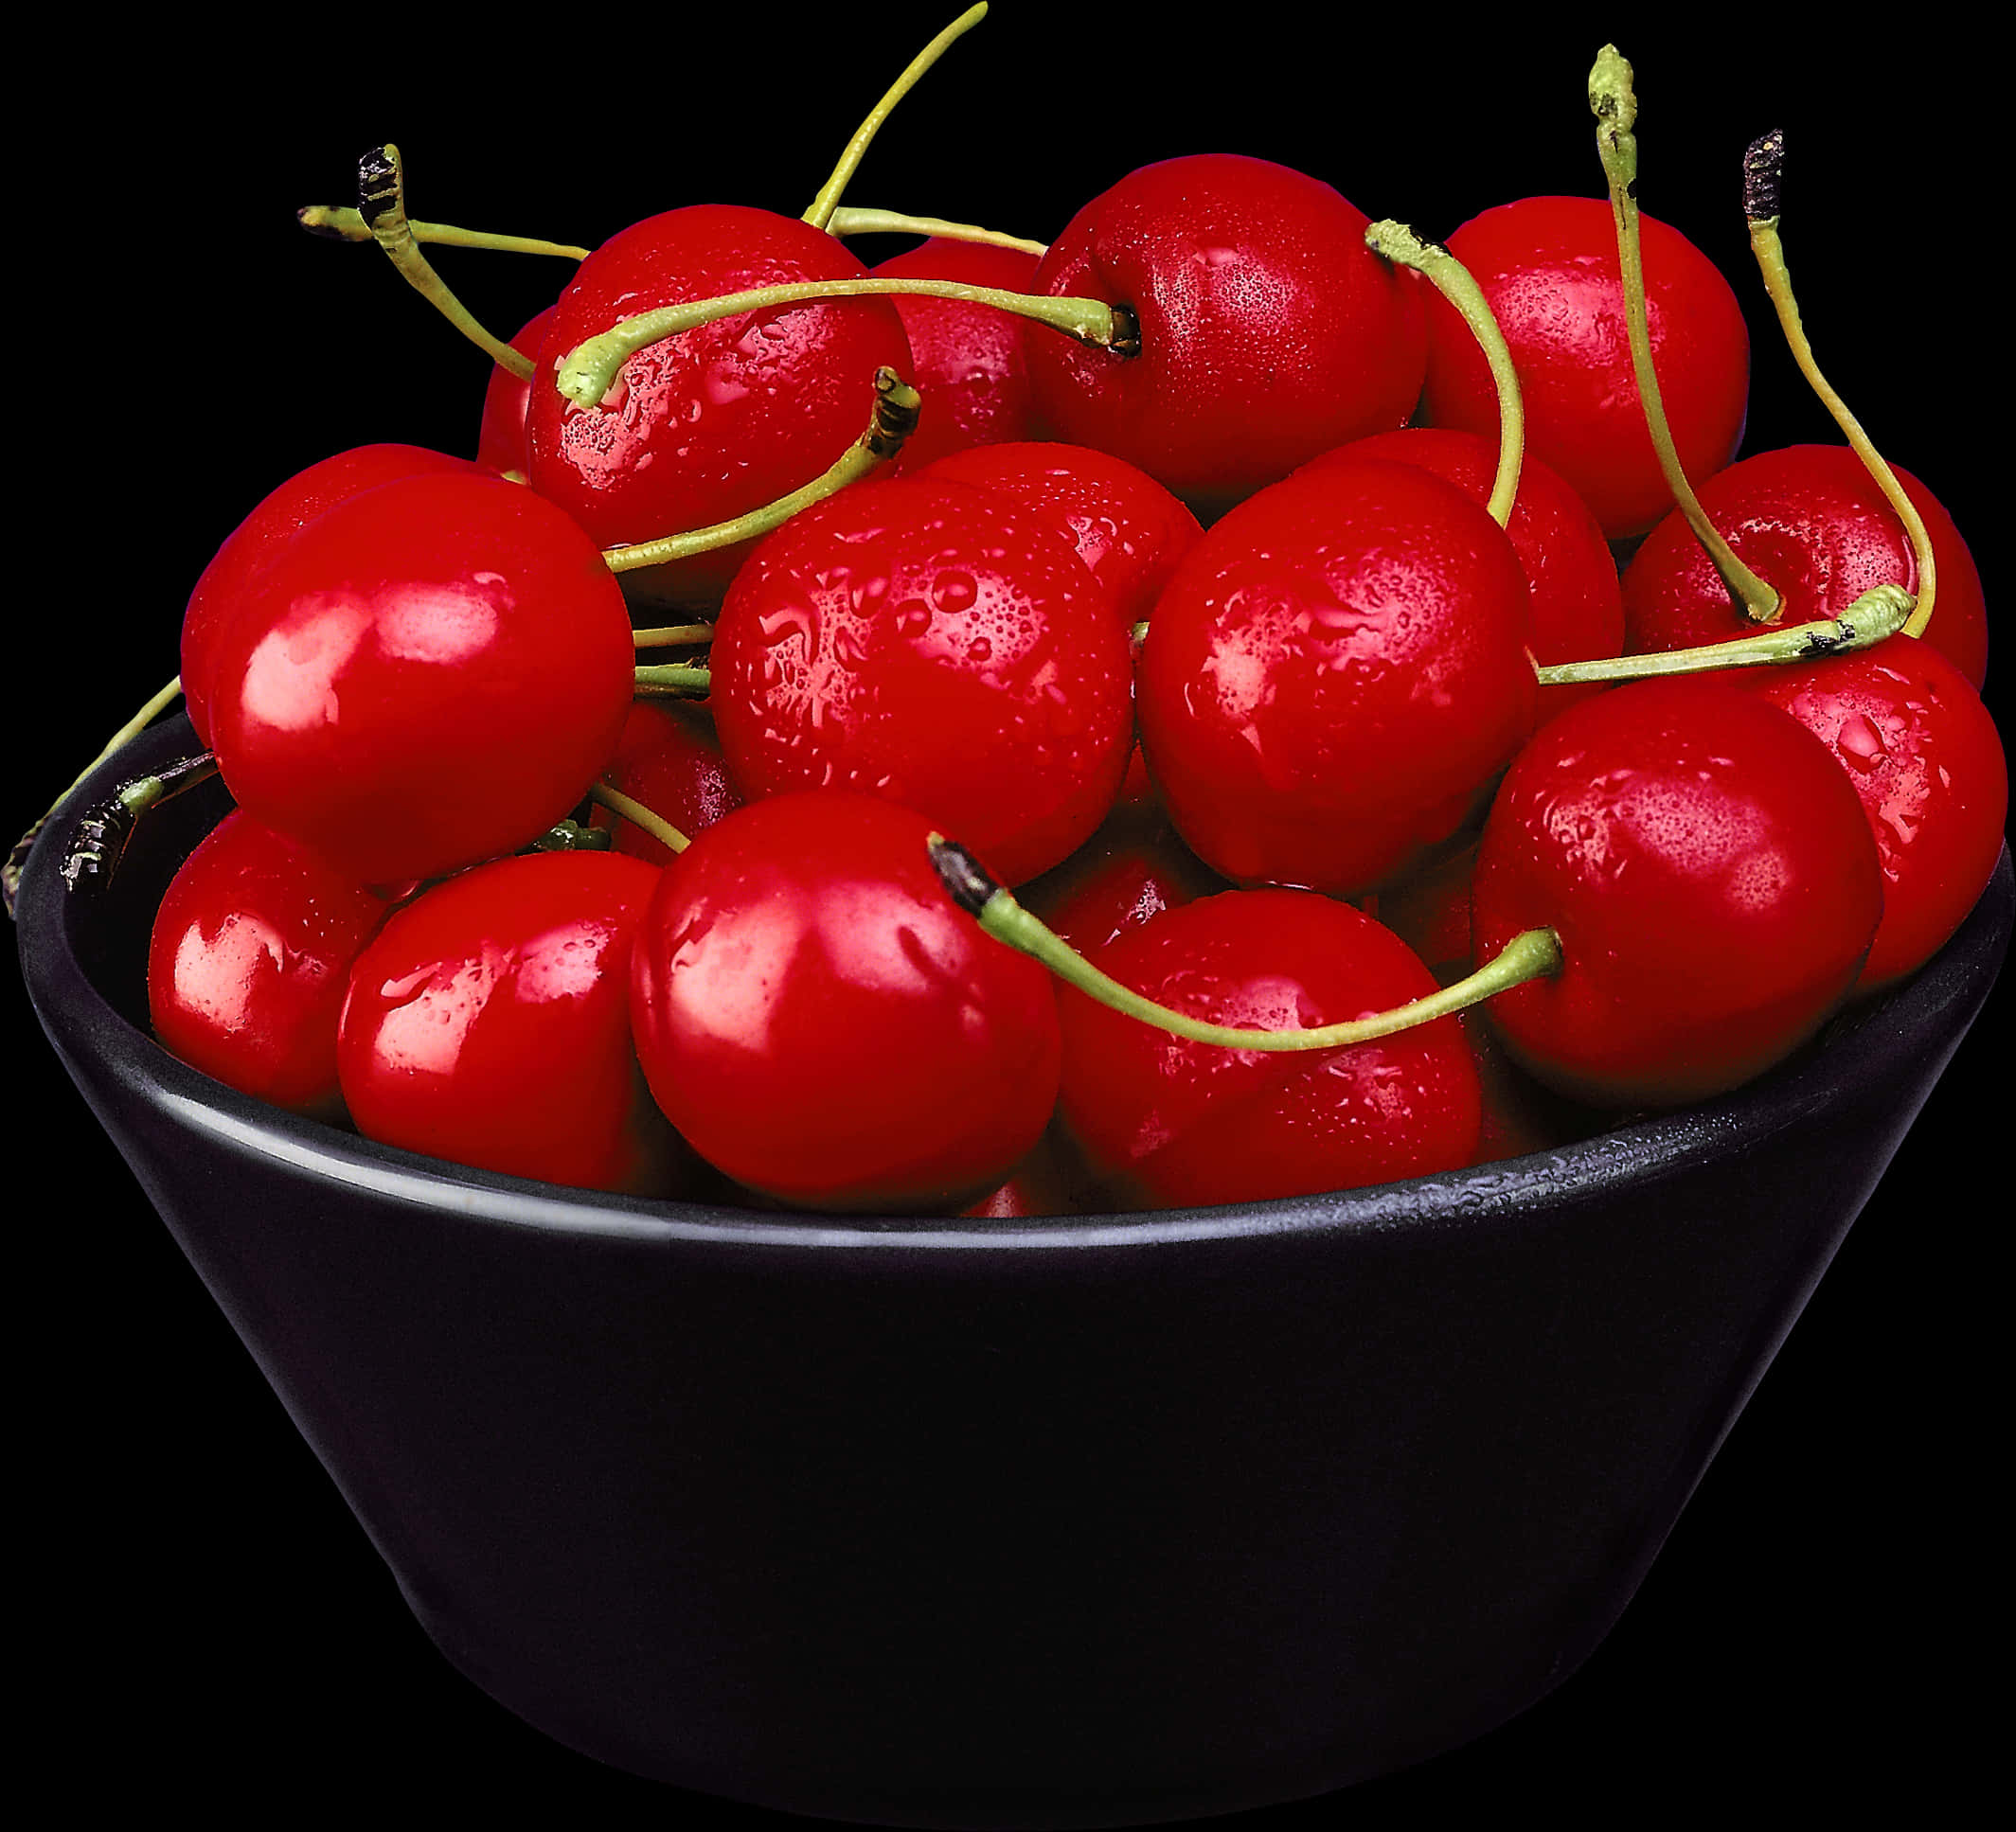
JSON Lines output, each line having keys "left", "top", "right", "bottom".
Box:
{"left": 17, "top": 714, "right": 2010, "bottom": 1255}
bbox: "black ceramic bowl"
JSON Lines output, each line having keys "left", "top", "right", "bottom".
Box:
{"left": 15, "top": 713, "right": 2009, "bottom": 1826}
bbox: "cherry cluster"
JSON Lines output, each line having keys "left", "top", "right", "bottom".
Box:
{"left": 126, "top": 10, "right": 2004, "bottom": 1223}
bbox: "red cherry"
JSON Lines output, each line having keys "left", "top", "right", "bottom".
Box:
{"left": 912, "top": 439, "right": 1203, "bottom": 631}
{"left": 590, "top": 700, "right": 744, "bottom": 865}
{"left": 1620, "top": 444, "right": 1989, "bottom": 690}
{"left": 338, "top": 850, "right": 684, "bottom": 1194}
{"left": 1299, "top": 427, "right": 1623, "bottom": 714}
{"left": 1418, "top": 196, "right": 1749, "bottom": 540}
{"left": 180, "top": 443, "right": 483, "bottom": 746}
{"left": 1026, "top": 153, "right": 1427, "bottom": 515}
{"left": 207, "top": 469, "right": 636, "bottom": 886}
{"left": 475, "top": 306, "right": 558, "bottom": 478}
{"left": 1471, "top": 676, "right": 1884, "bottom": 1108}
{"left": 524, "top": 204, "right": 912, "bottom": 610}
{"left": 1135, "top": 457, "right": 1536, "bottom": 896}
{"left": 867, "top": 238, "right": 1043, "bottom": 471}
{"left": 1739, "top": 643, "right": 2007, "bottom": 991}
{"left": 707, "top": 475, "right": 1134, "bottom": 885}
{"left": 148, "top": 809, "right": 394, "bottom": 1119}
{"left": 1015, "top": 756, "right": 1227, "bottom": 955}
{"left": 628, "top": 791, "right": 1062, "bottom": 1212}
{"left": 1054, "top": 889, "right": 1482, "bottom": 1208}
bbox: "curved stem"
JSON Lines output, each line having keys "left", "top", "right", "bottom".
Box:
{"left": 804, "top": 4, "right": 990, "bottom": 231}
{"left": 1743, "top": 131, "right": 1938, "bottom": 639}
{"left": 358, "top": 145, "right": 536, "bottom": 381}
{"left": 1366, "top": 220, "right": 1524, "bottom": 527}
{"left": 827, "top": 206, "right": 1046, "bottom": 256}
{"left": 633, "top": 622, "right": 717, "bottom": 649}
{"left": 1589, "top": 47, "right": 1780, "bottom": 623}
{"left": 5, "top": 674, "right": 186, "bottom": 920}
{"left": 557, "top": 279, "right": 1132, "bottom": 411}
{"left": 588, "top": 782, "right": 689, "bottom": 855}
{"left": 601, "top": 367, "right": 921, "bottom": 574}
{"left": 298, "top": 203, "right": 589, "bottom": 259}
{"left": 1536, "top": 582, "right": 1912, "bottom": 685}
{"left": 633, "top": 665, "right": 712, "bottom": 699}
{"left": 930, "top": 836, "right": 1564, "bottom": 1051}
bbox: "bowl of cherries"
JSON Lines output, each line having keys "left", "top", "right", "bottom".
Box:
{"left": 15, "top": 9, "right": 2008, "bottom": 1823}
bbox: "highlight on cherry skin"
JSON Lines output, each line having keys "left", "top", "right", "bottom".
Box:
{"left": 27, "top": 7, "right": 2007, "bottom": 1230}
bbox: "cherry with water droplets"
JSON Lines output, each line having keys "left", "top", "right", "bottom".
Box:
{"left": 707, "top": 474, "right": 1134, "bottom": 885}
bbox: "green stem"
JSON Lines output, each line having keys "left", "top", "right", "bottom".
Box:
{"left": 298, "top": 203, "right": 588, "bottom": 259}
{"left": 804, "top": 4, "right": 990, "bottom": 230}
{"left": 633, "top": 665, "right": 712, "bottom": 699}
{"left": 633, "top": 623, "right": 717, "bottom": 648}
{"left": 1742, "top": 130, "right": 1937, "bottom": 639}
{"left": 827, "top": 206, "right": 1046, "bottom": 255}
{"left": 358, "top": 145, "right": 536, "bottom": 380}
{"left": 588, "top": 782, "right": 690, "bottom": 854}
{"left": 930, "top": 836, "right": 1564, "bottom": 1051}
{"left": 1536, "top": 582, "right": 1912, "bottom": 685}
{"left": 1590, "top": 46, "right": 1780, "bottom": 623}
{"left": 56, "top": 749, "right": 223, "bottom": 899}
{"left": 1365, "top": 220, "right": 1524, "bottom": 527}
{"left": 557, "top": 280, "right": 1132, "bottom": 411}
{"left": 5, "top": 674, "right": 187, "bottom": 920}
{"left": 600, "top": 367, "right": 921, "bottom": 573}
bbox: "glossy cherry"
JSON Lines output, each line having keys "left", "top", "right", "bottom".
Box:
{"left": 1015, "top": 750, "right": 1227, "bottom": 955}
{"left": 913, "top": 439, "right": 1203, "bottom": 632}
{"left": 1471, "top": 675, "right": 1884, "bottom": 1108}
{"left": 1297, "top": 427, "right": 1623, "bottom": 714}
{"left": 1026, "top": 153, "right": 1427, "bottom": 516}
{"left": 707, "top": 474, "right": 1134, "bottom": 885}
{"left": 1053, "top": 888, "right": 1483, "bottom": 1209}
{"left": 475, "top": 306, "right": 559, "bottom": 478}
{"left": 180, "top": 442, "right": 483, "bottom": 745}
{"left": 628, "top": 790, "right": 1062, "bottom": 1212}
{"left": 338, "top": 849, "right": 685, "bottom": 1194}
{"left": 1620, "top": 444, "right": 1989, "bottom": 690}
{"left": 524, "top": 204, "right": 912, "bottom": 610}
{"left": 1135, "top": 456, "right": 1536, "bottom": 897}
{"left": 1739, "top": 642, "right": 2007, "bottom": 991}
{"left": 589, "top": 700, "right": 744, "bottom": 865}
{"left": 148, "top": 809, "right": 394, "bottom": 1119}
{"left": 206, "top": 468, "right": 636, "bottom": 886}
{"left": 868, "top": 237, "right": 1043, "bottom": 472}
{"left": 1418, "top": 196, "right": 1749, "bottom": 540}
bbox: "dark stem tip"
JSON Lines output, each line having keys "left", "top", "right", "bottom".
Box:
{"left": 357, "top": 146, "right": 400, "bottom": 225}
{"left": 1743, "top": 129, "right": 1785, "bottom": 222}
{"left": 928, "top": 834, "right": 1001, "bottom": 918}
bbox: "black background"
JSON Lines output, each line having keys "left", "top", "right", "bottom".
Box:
{"left": 15, "top": 3, "right": 2005, "bottom": 1817}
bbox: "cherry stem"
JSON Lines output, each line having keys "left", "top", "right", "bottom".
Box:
{"left": 57, "top": 750, "right": 223, "bottom": 899}
{"left": 600, "top": 367, "right": 921, "bottom": 574}
{"left": 633, "top": 622, "right": 716, "bottom": 648}
{"left": 298, "top": 203, "right": 589, "bottom": 260}
{"left": 633, "top": 664, "right": 712, "bottom": 699}
{"left": 1589, "top": 47, "right": 1780, "bottom": 624}
{"left": 5, "top": 673, "right": 187, "bottom": 920}
{"left": 1365, "top": 221, "right": 1525, "bottom": 527}
{"left": 558, "top": 283, "right": 1133, "bottom": 412}
{"left": 804, "top": 4, "right": 990, "bottom": 231}
{"left": 827, "top": 206, "right": 1046, "bottom": 256}
{"left": 358, "top": 145, "right": 536, "bottom": 381}
{"left": 587, "top": 782, "right": 690, "bottom": 855}
{"left": 1536, "top": 581, "right": 1912, "bottom": 685}
{"left": 930, "top": 836, "right": 1565, "bottom": 1052}
{"left": 1742, "top": 131, "right": 1938, "bottom": 640}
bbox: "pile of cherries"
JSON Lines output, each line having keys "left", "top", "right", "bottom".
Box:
{"left": 123, "top": 10, "right": 2005, "bottom": 1219}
